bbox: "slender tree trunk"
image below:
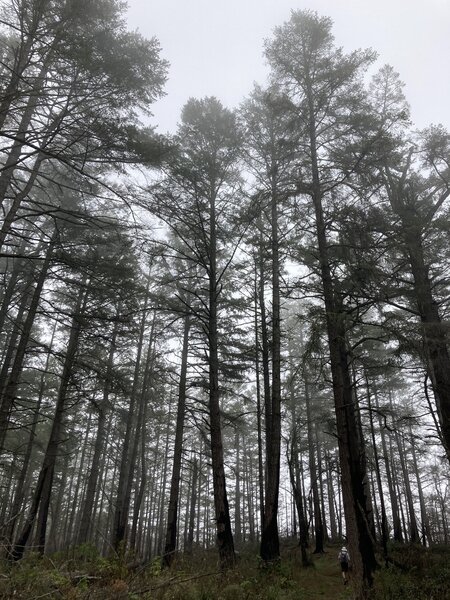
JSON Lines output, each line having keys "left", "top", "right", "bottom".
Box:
{"left": 234, "top": 430, "right": 242, "bottom": 545}
{"left": 162, "top": 315, "right": 190, "bottom": 566}
{"left": 0, "top": 288, "right": 29, "bottom": 402}
{"left": 0, "top": 57, "right": 51, "bottom": 211}
{"left": 0, "top": 153, "right": 45, "bottom": 251}
{"left": 325, "top": 452, "right": 338, "bottom": 541}
{"left": 365, "top": 374, "right": 389, "bottom": 562}
{"left": 4, "top": 322, "right": 57, "bottom": 547}
{"left": 196, "top": 440, "right": 203, "bottom": 547}
{"left": 0, "top": 230, "right": 56, "bottom": 453}
{"left": 316, "top": 430, "right": 328, "bottom": 542}
{"left": 93, "top": 404, "right": 115, "bottom": 548}
{"left": 11, "top": 278, "right": 88, "bottom": 560}
{"left": 156, "top": 417, "right": 171, "bottom": 555}
{"left": 261, "top": 174, "right": 281, "bottom": 563}
{"left": 77, "top": 320, "right": 118, "bottom": 544}
{"left": 186, "top": 457, "right": 198, "bottom": 554}
{"left": 258, "top": 230, "right": 271, "bottom": 456}
{"left": 48, "top": 451, "right": 70, "bottom": 552}
{"left": 66, "top": 409, "right": 92, "bottom": 544}
{"left": 304, "top": 378, "right": 324, "bottom": 553}
{"left": 207, "top": 187, "right": 235, "bottom": 569}
{"left": 254, "top": 262, "right": 265, "bottom": 527}
{"left": 129, "top": 314, "right": 156, "bottom": 552}
{"left": 395, "top": 430, "right": 419, "bottom": 543}
{"left": 245, "top": 445, "right": 256, "bottom": 542}
{"left": 287, "top": 444, "right": 309, "bottom": 566}
{"left": 0, "top": 235, "right": 30, "bottom": 336}
{"left": 374, "top": 389, "right": 403, "bottom": 542}
{"left": 408, "top": 423, "right": 432, "bottom": 546}
{"left": 112, "top": 279, "right": 150, "bottom": 551}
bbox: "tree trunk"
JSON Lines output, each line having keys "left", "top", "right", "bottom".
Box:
{"left": 11, "top": 278, "right": 88, "bottom": 560}
{"left": 386, "top": 179, "right": 450, "bottom": 464}
{"left": 0, "top": 235, "right": 30, "bottom": 337}
{"left": 395, "top": 427, "right": 419, "bottom": 543}
{"left": 129, "top": 313, "right": 156, "bottom": 552}
{"left": 254, "top": 262, "right": 265, "bottom": 527}
{"left": 4, "top": 322, "right": 57, "bottom": 548}
{"left": 0, "top": 230, "right": 56, "bottom": 453}
{"left": 304, "top": 378, "right": 324, "bottom": 553}
{"left": 408, "top": 423, "right": 432, "bottom": 546}
{"left": 365, "top": 374, "right": 389, "bottom": 562}
{"left": 261, "top": 174, "right": 281, "bottom": 563}
{"left": 208, "top": 189, "right": 235, "bottom": 569}
{"left": 162, "top": 315, "right": 190, "bottom": 565}
{"left": 0, "top": 0, "right": 52, "bottom": 133}
{"left": 156, "top": 415, "right": 171, "bottom": 556}
{"left": 111, "top": 280, "right": 150, "bottom": 551}
{"left": 307, "top": 97, "right": 377, "bottom": 590}
{"left": 374, "top": 389, "right": 403, "bottom": 542}
{"left": 0, "top": 153, "right": 45, "bottom": 252}
{"left": 47, "top": 450, "right": 70, "bottom": 552}
{"left": 186, "top": 457, "right": 198, "bottom": 554}
{"left": 234, "top": 429, "right": 242, "bottom": 545}
{"left": 325, "top": 451, "right": 338, "bottom": 541}
{"left": 65, "top": 409, "right": 93, "bottom": 545}
{"left": 287, "top": 444, "right": 309, "bottom": 566}
{"left": 0, "top": 56, "right": 51, "bottom": 211}
{"left": 258, "top": 230, "right": 272, "bottom": 462}
{"left": 77, "top": 319, "right": 118, "bottom": 544}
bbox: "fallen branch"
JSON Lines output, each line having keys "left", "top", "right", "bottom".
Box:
{"left": 69, "top": 574, "right": 103, "bottom": 584}
{"left": 135, "top": 570, "right": 222, "bottom": 594}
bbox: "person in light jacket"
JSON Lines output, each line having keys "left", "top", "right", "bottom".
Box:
{"left": 338, "top": 546, "right": 350, "bottom": 585}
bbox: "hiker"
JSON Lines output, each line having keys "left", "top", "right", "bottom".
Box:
{"left": 338, "top": 546, "right": 350, "bottom": 585}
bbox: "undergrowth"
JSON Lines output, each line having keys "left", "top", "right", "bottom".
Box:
{"left": 0, "top": 540, "right": 448, "bottom": 599}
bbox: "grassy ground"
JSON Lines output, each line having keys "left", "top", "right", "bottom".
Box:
{"left": 0, "top": 540, "right": 449, "bottom": 599}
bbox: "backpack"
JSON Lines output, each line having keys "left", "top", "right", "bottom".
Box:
{"left": 339, "top": 550, "right": 349, "bottom": 563}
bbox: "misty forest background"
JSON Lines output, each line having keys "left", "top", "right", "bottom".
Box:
{"left": 0, "top": 1, "right": 450, "bottom": 598}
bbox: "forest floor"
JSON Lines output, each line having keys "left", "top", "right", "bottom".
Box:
{"left": 0, "top": 539, "right": 449, "bottom": 599}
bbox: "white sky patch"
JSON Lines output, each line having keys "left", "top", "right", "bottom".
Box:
{"left": 126, "top": 0, "right": 450, "bottom": 135}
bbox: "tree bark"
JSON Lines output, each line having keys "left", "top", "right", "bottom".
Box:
{"left": 258, "top": 229, "right": 272, "bottom": 462}
{"left": 325, "top": 451, "right": 338, "bottom": 541}
{"left": 77, "top": 319, "right": 118, "bottom": 545}
{"left": 162, "top": 314, "right": 190, "bottom": 566}
{"left": 260, "top": 173, "right": 281, "bottom": 563}
{"left": 186, "top": 457, "right": 198, "bottom": 554}
{"left": 0, "top": 230, "right": 56, "bottom": 453}
{"left": 394, "top": 424, "right": 419, "bottom": 543}
{"left": 111, "top": 280, "right": 150, "bottom": 551}
{"left": 11, "top": 277, "right": 88, "bottom": 560}
{"left": 208, "top": 186, "right": 235, "bottom": 569}
{"left": 254, "top": 263, "right": 265, "bottom": 528}
{"left": 287, "top": 443, "right": 309, "bottom": 566}
{"left": 307, "top": 92, "right": 377, "bottom": 589}
{"left": 408, "top": 423, "right": 433, "bottom": 546}
{"left": 365, "top": 374, "right": 389, "bottom": 562}
{"left": 129, "top": 313, "right": 156, "bottom": 552}
{"left": 304, "top": 377, "right": 324, "bottom": 553}
{"left": 3, "top": 322, "right": 57, "bottom": 548}
{"left": 234, "top": 429, "right": 242, "bottom": 545}
{"left": 374, "top": 389, "right": 403, "bottom": 542}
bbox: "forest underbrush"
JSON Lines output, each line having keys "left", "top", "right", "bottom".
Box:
{"left": 0, "top": 540, "right": 449, "bottom": 599}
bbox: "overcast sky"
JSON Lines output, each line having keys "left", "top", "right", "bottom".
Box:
{"left": 126, "top": 0, "right": 450, "bottom": 135}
